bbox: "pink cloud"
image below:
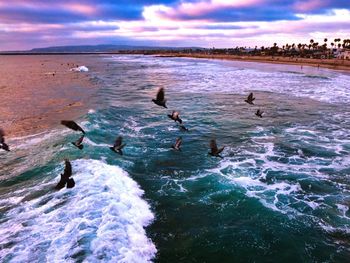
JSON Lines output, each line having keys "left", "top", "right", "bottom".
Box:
{"left": 293, "top": 0, "right": 329, "bottom": 12}
{"left": 143, "top": 0, "right": 264, "bottom": 21}
{"left": 60, "top": 3, "right": 96, "bottom": 16}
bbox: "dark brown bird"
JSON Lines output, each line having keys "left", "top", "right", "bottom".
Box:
{"left": 171, "top": 137, "right": 182, "bottom": 151}
{"left": 72, "top": 135, "right": 84, "bottom": 150}
{"left": 255, "top": 109, "right": 264, "bottom": 118}
{"left": 168, "top": 111, "right": 182, "bottom": 123}
{"left": 0, "top": 128, "right": 10, "bottom": 152}
{"left": 152, "top": 88, "right": 167, "bottom": 108}
{"left": 209, "top": 139, "right": 225, "bottom": 158}
{"left": 110, "top": 136, "right": 126, "bottom": 155}
{"left": 61, "top": 120, "right": 85, "bottom": 134}
{"left": 55, "top": 159, "right": 75, "bottom": 190}
{"left": 245, "top": 92, "right": 255, "bottom": 105}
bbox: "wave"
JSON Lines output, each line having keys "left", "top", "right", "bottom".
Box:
{"left": 0, "top": 159, "right": 156, "bottom": 262}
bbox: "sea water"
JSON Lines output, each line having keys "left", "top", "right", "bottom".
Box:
{"left": 1, "top": 55, "right": 350, "bottom": 262}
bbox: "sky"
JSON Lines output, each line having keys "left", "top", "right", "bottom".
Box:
{"left": 0, "top": 0, "right": 349, "bottom": 51}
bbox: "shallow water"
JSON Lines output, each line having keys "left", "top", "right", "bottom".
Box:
{"left": 1, "top": 55, "right": 350, "bottom": 262}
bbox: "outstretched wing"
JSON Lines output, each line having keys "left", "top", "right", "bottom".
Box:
{"left": 247, "top": 92, "right": 254, "bottom": 101}
{"left": 175, "top": 137, "right": 182, "bottom": 148}
{"left": 61, "top": 120, "right": 85, "bottom": 134}
{"left": 0, "top": 128, "right": 5, "bottom": 144}
{"left": 114, "top": 136, "right": 123, "bottom": 148}
{"left": 75, "top": 135, "right": 84, "bottom": 145}
{"left": 63, "top": 159, "right": 72, "bottom": 179}
{"left": 210, "top": 139, "right": 218, "bottom": 152}
{"left": 217, "top": 147, "right": 225, "bottom": 154}
{"left": 156, "top": 88, "right": 165, "bottom": 101}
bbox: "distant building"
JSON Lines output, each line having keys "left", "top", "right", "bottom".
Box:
{"left": 337, "top": 49, "right": 350, "bottom": 59}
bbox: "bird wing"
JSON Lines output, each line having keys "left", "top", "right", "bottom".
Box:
{"left": 175, "top": 137, "right": 182, "bottom": 148}
{"left": 75, "top": 135, "right": 84, "bottom": 145}
{"left": 0, "top": 128, "right": 5, "bottom": 143}
{"left": 217, "top": 147, "right": 225, "bottom": 154}
{"left": 114, "top": 136, "right": 123, "bottom": 148}
{"left": 156, "top": 88, "right": 165, "bottom": 101}
{"left": 61, "top": 120, "right": 85, "bottom": 134}
{"left": 210, "top": 139, "right": 218, "bottom": 152}
{"left": 63, "top": 159, "right": 72, "bottom": 179}
{"left": 247, "top": 92, "right": 253, "bottom": 100}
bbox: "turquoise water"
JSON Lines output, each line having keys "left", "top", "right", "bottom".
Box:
{"left": 1, "top": 55, "right": 350, "bottom": 262}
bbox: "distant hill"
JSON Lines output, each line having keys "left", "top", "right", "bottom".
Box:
{"left": 27, "top": 44, "right": 204, "bottom": 53}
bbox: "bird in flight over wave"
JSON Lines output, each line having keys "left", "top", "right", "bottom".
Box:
{"left": 209, "top": 139, "right": 225, "bottom": 158}
{"left": 171, "top": 137, "right": 182, "bottom": 151}
{"left": 255, "top": 109, "right": 264, "bottom": 118}
{"left": 0, "top": 128, "right": 10, "bottom": 152}
{"left": 61, "top": 120, "right": 85, "bottom": 134}
{"left": 72, "top": 134, "right": 84, "bottom": 150}
{"left": 55, "top": 159, "right": 75, "bottom": 190}
{"left": 168, "top": 111, "right": 182, "bottom": 124}
{"left": 152, "top": 88, "right": 167, "bottom": 108}
{"left": 245, "top": 92, "right": 255, "bottom": 105}
{"left": 110, "top": 136, "right": 126, "bottom": 155}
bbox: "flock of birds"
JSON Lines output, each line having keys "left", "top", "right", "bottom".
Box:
{"left": 0, "top": 88, "right": 263, "bottom": 190}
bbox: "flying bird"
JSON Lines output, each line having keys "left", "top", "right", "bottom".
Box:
{"left": 71, "top": 135, "right": 84, "bottom": 150}
{"left": 110, "top": 136, "right": 126, "bottom": 155}
{"left": 245, "top": 92, "right": 255, "bottom": 105}
{"left": 55, "top": 159, "right": 75, "bottom": 190}
{"left": 0, "top": 128, "right": 10, "bottom": 152}
{"left": 171, "top": 137, "right": 182, "bottom": 151}
{"left": 152, "top": 88, "right": 167, "bottom": 108}
{"left": 255, "top": 109, "right": 264, "bottom": 118}
{"left": 209, "top": 139, "right": 225, "bottom": 158}
{"left": 168, "top": 111, "right": 182, "bottom": 124}
{"left": 61, "top": 120, "right": 85, "bottom": 134}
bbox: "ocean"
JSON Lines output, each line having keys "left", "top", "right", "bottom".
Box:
{"left": 1, "top": 55, "right": 350, "bottom": 262}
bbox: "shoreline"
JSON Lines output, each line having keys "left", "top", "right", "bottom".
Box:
{"left": 154, "top": 53, "right": 350, "bottom": 72}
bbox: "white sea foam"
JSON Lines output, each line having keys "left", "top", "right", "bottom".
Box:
{"left": 108, "top": 54, "right": 350, "bottom": 104}
{"left": 70, "top": 66, "right": 89, "bottom": 72}
{"left": 0, "top": 159, "right": 156, "bottom": 262}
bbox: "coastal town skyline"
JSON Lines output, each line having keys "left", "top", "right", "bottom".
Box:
{"left": 0, "top": 0, "right": 349, "bottom": 51}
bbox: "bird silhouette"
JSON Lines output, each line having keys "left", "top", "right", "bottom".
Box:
{"left": 245, "top": 92, "right": 255, "bottom": 105}
{"left": 55, "top": 159, "right": 75, "bottom": 190}
{"left": 61, "top": 120, "right": 85, "bottom": 134}
{"left": 152, "top": 88, "right": 167, "bottom": 108}
{"left": 168, "top": 111, "right": 182, "bottom": 123}
{"left": 0, "top": 128, "right": 10, "bottom": 152}
{"left": 71, "top": 134, "right": 84, "bottom": 150}
{"left": 110, "top": 136, "right": 126, "bottom": 155}
{"left": 209, "top": 139, "right": 225, "bottom": 158}
{"left": 255, "top": 109, "right": 264, "bottom": 118}
{"left": 171, "top": 137, "right": 182, "bottom": 151}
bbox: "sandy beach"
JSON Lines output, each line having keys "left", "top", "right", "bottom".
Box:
{"left": 0, "top": 55, "right": 100, "bottom": 137}
{"left": 156, "top": 53, "right": 350, "bottom": 72}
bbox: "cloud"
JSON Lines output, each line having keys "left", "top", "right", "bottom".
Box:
{"left": 0, "top": 0, "right": 349, "bottom": 50}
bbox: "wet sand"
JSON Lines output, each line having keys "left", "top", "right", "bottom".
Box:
{"left": 0, "top": 55, "right": 100, "bottom": 137}
{"left": 157, "top": 53, "right": 350, "bottom": 72}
